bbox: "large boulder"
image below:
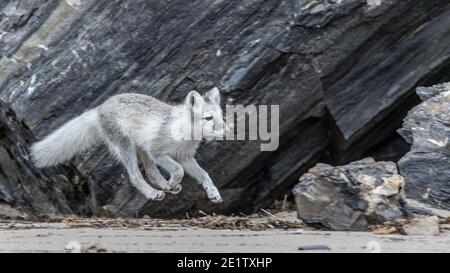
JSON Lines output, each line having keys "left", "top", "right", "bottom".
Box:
{"left": 398, "top": 83, "right": 450, "bottom": 210}
{"left": 293, "top": 158, "right": 407, "bottom": 231}
{"left": 1, "top": 0, "right": 450, "bottom": 216}
{"left": 0, "top": 100, "right": 95, "bottom": 217}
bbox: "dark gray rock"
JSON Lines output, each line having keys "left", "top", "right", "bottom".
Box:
{"left": 293, "top": 158, "right": 407, "bottom": 231}
{"left": 1, "top": 0, "right": 450, "bottom": 217}
{"left": 398, "top": 83, "right": 450, "bottom": 210}
{"left": 416, "top": 84, "right": 450, "bottom": 101}
{"left": 404, "top": 199, "right": 450, "bottom": 219}
{"left": 323, "top": 0, "right": 450, "bottom": 148}
{"left": 0, "top": 100, "right": 95, "bottom": 217}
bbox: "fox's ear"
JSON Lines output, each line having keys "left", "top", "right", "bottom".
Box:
{"left": 185, "top": 90, "right": 204, "bottom": 110}
{"left": 204, "top": 87, "right": 220, "bottom": 104}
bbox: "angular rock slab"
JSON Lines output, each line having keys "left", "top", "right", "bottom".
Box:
{"left": 293, "top": 158, "right": 407, "bottom": 231}
{"left": 398, "top": 83, "right": 450, "bottom": 210}
{"left": 0, "top": 0, "right": 329, "bottom": 217}
{"left": 0, "top": 101, "right": 94, "bottom": 217}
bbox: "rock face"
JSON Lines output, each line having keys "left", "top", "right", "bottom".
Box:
{"left": 293, "top": 158, "right": 407, "bottom": 231}
{"left": 1, "top": 0, "right": 450, "bottom": 217}
{"left": 0, "top": 101, "right": 94, "bottom": 217}
{"left": 398, "top": 83, "right": 450, "bottom": 210}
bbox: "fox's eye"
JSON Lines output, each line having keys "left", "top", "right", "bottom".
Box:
{"left": 204, "top": 116, "right": 213, "bottom": 121}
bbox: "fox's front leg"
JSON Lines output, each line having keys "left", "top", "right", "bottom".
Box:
{"left": 102, "top": 140, "right": 165, "bottom": 201}
{"left": 180, "top": 157, "right": 222, "bottom": 203}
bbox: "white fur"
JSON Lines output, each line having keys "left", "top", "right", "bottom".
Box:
{"left": 31, "top": 109, "right": 100, "bottom": 167}
{"left": 123, "top": 113, "right": 164, "bottom": 148}
{"left": 31, "top": 89, "right": 224, "bottom": 203}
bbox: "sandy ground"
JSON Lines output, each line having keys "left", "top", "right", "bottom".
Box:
{"left": 0, "top": 224, "right": 449, "bottom": 253}
{"left": 0, "top": 211, "right": 449, "bottom": 253}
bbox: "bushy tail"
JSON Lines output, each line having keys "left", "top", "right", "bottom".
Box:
{"left": 31, "top": 109, "right": 100, "bottom": 168}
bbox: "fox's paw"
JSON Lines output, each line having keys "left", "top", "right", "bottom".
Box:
{"left": 210, "top": 195, "right": 223, "bottom": 203}
{"left": 206, "top": 187, "right": 222, "bottom": 204}
{"left": 146, "top": 190, "right": 165, "bottom": 201}
{"left": 165, "top": 184, "right": 182, "bottom": 194}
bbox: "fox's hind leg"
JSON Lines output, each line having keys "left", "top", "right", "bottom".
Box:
{"left": 98, "top": 118, "right": 165, "bottom": 201}
{"left": 156, "top": 155, "right": 184, "bottom": 194}
{"left": 138, "top": 150, "right": 182, "bottom": 194}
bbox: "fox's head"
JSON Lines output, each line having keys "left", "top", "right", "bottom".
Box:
{"left": 184, "top": 87, "right": 228, "bottom": 140}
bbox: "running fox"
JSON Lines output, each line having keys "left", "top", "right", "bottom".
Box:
{"left": 31, "top": 88, "right": 226, "bottom": 203}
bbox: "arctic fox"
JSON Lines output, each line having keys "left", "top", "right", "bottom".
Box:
{"left": 31, "top": 88, "right": 226, "bottom": 203}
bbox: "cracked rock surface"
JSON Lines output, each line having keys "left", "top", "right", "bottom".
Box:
{"left": 0, "top": 101, "right": 94, "bottom": 217}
